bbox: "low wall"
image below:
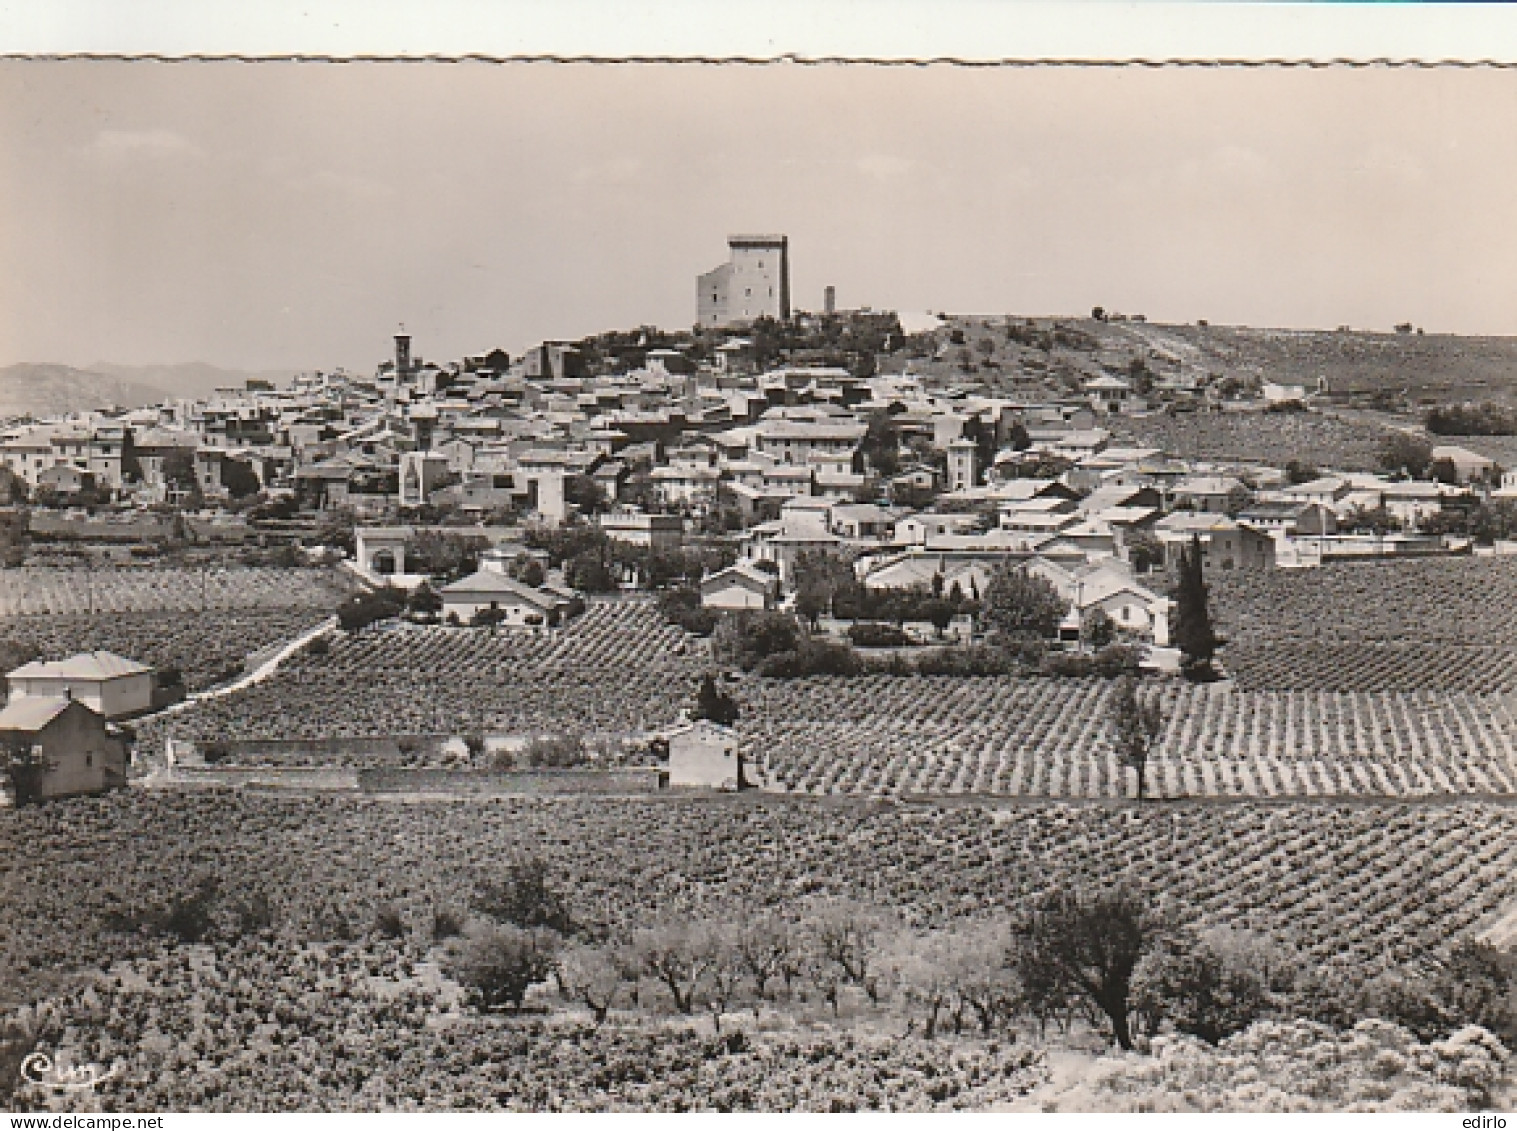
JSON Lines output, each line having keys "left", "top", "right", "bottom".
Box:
{"left": 169, "top": 765, "right": 361, "bottom": 790}
{"left": 182, "top": 733, "right": 466, "bottom": 766}
{"left": 29, "top": 514, "right": 175, "bottom": 542}
{"left": 357, "top": 767, "right": 665, "bottom": 795}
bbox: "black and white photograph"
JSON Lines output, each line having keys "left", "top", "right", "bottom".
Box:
{"left": 5, "top": 3, "right": 1517, "bottom": 1116}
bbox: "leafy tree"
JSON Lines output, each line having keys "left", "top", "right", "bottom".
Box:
{"left": 1470, "top": 500, "right": 1517, "bottom": 545}
{"left": 1284, "top": 459, "right": 1319, "bottom": 486}
{"left": 1125, "top": 530, "right": 1165, "bottom": 574}
{"left": 555, "top": 942, "right": 635, "bottom": 1025}
{"left": 1340, "top": 504, "right": 1401, "bottom": 536}
{"left": 471, "top": 606, "right": 508, "bottom": 629}
{"left": 565, "top": 474, "right": 610, "bottom": 515}
{"left": 790, "top": 549, "right": 855, "bottom": 621}
{"left": 1223, "top": 484, "right": 1253, "bottom": 518}
{"left": 794, "top": 584, "right": 830, "bottom": 632}
{"left": 1425, "top": 401, "right": 1517, "bottom": 437}
{"left": 805, "top": 899, "right": 897, "bottom": 1007}
{"left": 891, "top": 930, "right": 961, "bottom": 1039}
{"left": 161, "top": 450, "right": 202, "bottom": 506}
{"left": 733, "top": 912, "right": 798, "bottom": 1005}
{"left": 0, "top": 466, "right": 28, "bottom": 505}
{"left": 446, "top": 921, "right": 560, "bottom": 1011}
{"left": 473, "top": 855, "right": 575, "bottom": 936}
{"left": 1131, "top": 927, "right": 1286, "bottom": 1044}
{"left": 1111, "top": 676, "right": 1164, "bottom": 801}
{"left": 923, "top": 598, "right": 955, "bottom": 638}
{"left": 1378, "top": 432, "right": 1434, "bottom": 479}
{"left": 691, "top": 672, "right": 739, "bottom": 726}
{"left": 861, "top": 411, "right": 902, "bottom": 477}
{"left": 410, "top": 531, "right": 490, "bottom": 580}
{"left": 633, "top": 921, "right": 712, "bottom": 1015}
{"left": 695, "top": 923, "right": 750, "bottom": 1034}
{"left": 981, "top": 564, "right": 1069, "bottom": 640}
{"left": 1170, "top": 536, "right": 1222, "bottom": 681}
{"left": 512, "top": 558, "right": 546, "bottom": 588}
{"left": 568, "top": 550, "right": 617, "bottom": 593}
{"left": 711, "top": 610, "right": 801, "bottom": 671}
{"left": 1370, "top": 939, "right": 1517, "bottom": 1044}
{"left": 337, "top": 586, "right": 405, "bottom": 633}
{"left": 1081, "top": 607, "right": 1117, "bottom": 650}
{"left": 1428, "top": 457, "right": 1460, "bottom": 486}
{"left": 406, "top": 580, "right": 442, "bottom": 616}
{"left": 1011, "top": 884, "right": 1162, "bottom": 1050}
{"left": 0, "top": 733, "right": 47, "bottom": 807}
{"left": 221, "top": 459, "right": 261, "bottom": 500}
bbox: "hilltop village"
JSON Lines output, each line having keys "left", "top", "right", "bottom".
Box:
{"left": 9, "top": 237, "right": 1517, "bottom": 1113}
{"left": 4, "top": 235, "right": 1514, "bottom": 638}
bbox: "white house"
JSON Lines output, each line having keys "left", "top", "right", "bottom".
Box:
{"left": 6, "top": 651, "right": 154, "bottom": 720}
{"left": 440, "top": 571, "right": 571, "bottom": 627}
{"left": 663, "top": 718, "right": 745, "bottom": 789}
{"left": 0, "top": 697, "right": 128, "bottom": 804}
{"left": 1261, "top": 381, "right": 1307, "bottom": 405}
{"left": 1431, "top": 444, "right": 1495, "bottom": 484}
{"left": 1084, "top": 375, "right": 1137, "bottom": 415}
{"left": 700, "top": 562, "right": 779, "bottom": 611}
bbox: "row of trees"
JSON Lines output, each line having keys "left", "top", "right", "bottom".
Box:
{"left": 439, "top": 859, "right": 1517, "bottom": 1056}
{"left": 1425, "top": 402, "right": 1517, "bottom": 438}
{"left": 524, "top": 521, "right": 736, "bottom": 594}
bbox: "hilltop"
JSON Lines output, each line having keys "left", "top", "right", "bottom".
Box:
{"left": 87, "top": 361, "right": 297, "bottom": 401}
{"left": 910, "top": 314, "right": 1517, "bottom": 408}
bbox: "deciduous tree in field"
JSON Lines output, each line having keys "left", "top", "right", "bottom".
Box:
{"left": 555, "top": 942, "right": 634, "bottom": 1025}
{"left": 1011, "top": 883, "right": 1162, "bottom": 1051}
{"left": 446, "top": 921, "right": 560, "bottom": 1012}
{"left": 1111, "top": 675, "right": 1164, "bottom": 801}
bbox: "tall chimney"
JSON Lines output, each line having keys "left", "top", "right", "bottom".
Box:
{"left": 823, "top": 286, "right": 836, "bottom": 316}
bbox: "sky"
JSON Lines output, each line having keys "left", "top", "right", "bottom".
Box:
{"left": 2, "top": 61, "right": 1516, "bottom": 373}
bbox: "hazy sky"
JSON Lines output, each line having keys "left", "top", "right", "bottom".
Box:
{"left": 2, "top": 62, "right": 1515, "bottom": 372}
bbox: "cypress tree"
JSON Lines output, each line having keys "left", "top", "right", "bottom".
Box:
{"left": 692, "top": 672, "right": 739, "bottom": 726}
{"left": 1171, "top": 535, "right": 1222, "bottom": 681}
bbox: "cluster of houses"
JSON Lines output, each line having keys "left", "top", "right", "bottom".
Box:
{"left": 0, "top": 651, "right": 150, "bottom": 804}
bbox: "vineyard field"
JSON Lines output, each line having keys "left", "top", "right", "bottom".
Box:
{"left": 1109, "top": 410, "right": 1390, "bottom": 470}
{"left": 1209, "top": 557, "right": 1517, "bottom": 648}
{"left": 147, "top": 596, "right": 1517, "bottom": 800}
{"left": 0, "top": 565, "right": 352, "bottom": 617}
{"left": 742, "top": 677, "right": 1517, "bottom": 800}
{"left": 155, "top": 601, "right": 708, "bottom": 744}
{"left": 7, "top": 792, "right": 1516, "bottom": 1007}
{"left": 1224, "top": 642, "right": 1517, "bottom": 694}
{"left": 0, "top": 610, "right": 332, "bottom": 692}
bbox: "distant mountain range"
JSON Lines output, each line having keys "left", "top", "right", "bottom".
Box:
{"left": 0, "top": 361, "right": 298, "bottom": 421}
{"left": 87, "top": 362, "right": 297, "bottom": 402}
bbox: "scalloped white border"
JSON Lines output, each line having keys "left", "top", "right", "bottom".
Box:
{"left": 3, "top": 0, "right": 1517, "bottom": 63}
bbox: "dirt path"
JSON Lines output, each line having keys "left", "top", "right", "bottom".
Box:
{"left": 154, "top": 615, "right": 336, "bottom": 718}
{"left": 1000, "top": 1047, "right": 1102, "bottom": 1112}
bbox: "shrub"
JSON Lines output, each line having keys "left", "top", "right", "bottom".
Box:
{"left": 912, "top": 643, "right": 1016, "bottom": 676}
{"left": 847, "top": 622, "right": 910, "bottom": 648}
{"left": 337, "top": 586, "right": 405, "bottom": 633}
{"left": 522, "top": 733, "right": 589, "bottom": 768}
{"left": 712, "top": 610, "right": 801, "bottom": 671}
{"left": 445, "top": 921, "right": 560, "bottom": 1012}
{"left": 373, "top": 904, "right": 407, "bottom": 940}
{"left": 757, "top": 637, "right": 862, "bottom": 678}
